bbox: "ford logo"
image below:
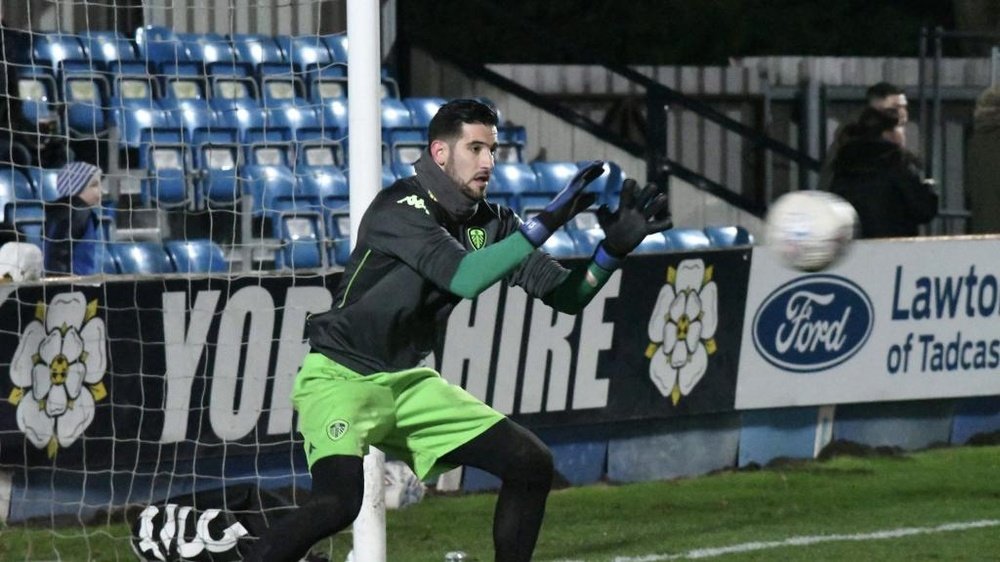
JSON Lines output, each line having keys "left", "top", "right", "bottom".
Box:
{"left": 752, "top": 274, "right": 874, "bottom": 372}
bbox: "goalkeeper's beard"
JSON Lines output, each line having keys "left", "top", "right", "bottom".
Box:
{"left": 444, "top": 158, "right": 489, "bottom": 202}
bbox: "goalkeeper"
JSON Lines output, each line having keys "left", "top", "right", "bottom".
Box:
{"left": 246, "top": 99, "right": 672, "bottom": 562}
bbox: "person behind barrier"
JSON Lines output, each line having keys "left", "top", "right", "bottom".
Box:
{"left": 244, "top": 99, "right": 673, "bottom": 562}
{"left": 829, "top": 107, "right": 938, "bottom": 239}
{"left": 820, "top": 81, "right": 909, "bottom": 190}
{"left": 44, "top": 161, "right": 103, "bottom": 276}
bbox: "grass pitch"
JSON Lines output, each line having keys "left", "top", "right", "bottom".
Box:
{"left": 2, "top": 444, "right": 999, "bottom": 561}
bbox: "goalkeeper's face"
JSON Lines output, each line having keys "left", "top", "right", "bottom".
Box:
{"left": 437, "top": 123, "right": 498, "bottom": 201}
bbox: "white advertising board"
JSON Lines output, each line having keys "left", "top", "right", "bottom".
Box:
{"left": 736, "top": 236, "right": 1000, "bottom": 409}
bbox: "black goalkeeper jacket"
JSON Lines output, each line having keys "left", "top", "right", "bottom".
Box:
{"left": 307, "top": 175, "right": 571, "bottom": 375}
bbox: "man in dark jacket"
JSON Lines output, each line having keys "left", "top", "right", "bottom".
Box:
{"left": 245, "top": 99, "right": 672, "bottom": 562}
{"left": 830, "top": 107, "right": 938, "bottom": 238}
{"left": 819, "top": 82, "right": 910, "bottom": 190}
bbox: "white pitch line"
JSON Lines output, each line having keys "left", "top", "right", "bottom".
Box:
{"left": 609, "top": 519, "right": 1000, "bottom": 562}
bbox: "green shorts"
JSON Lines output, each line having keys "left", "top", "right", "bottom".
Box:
{"left": 292, "top": 353, "right": 505, "bottom": 479}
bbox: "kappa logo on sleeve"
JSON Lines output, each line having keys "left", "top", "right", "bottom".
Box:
{"left": 396, "top": 195, "right": 430, "bottom": 215}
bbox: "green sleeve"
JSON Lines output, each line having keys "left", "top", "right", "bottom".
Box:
{"left": 543, "top": 260, "right": 615, "bottom": 314}
{"left": 448, "top": 232, "right": 534, "bottom": 299}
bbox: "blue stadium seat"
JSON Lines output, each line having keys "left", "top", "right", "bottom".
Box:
{"left": 380, "top": 69, "right": 400, "bottom": 99}
{"left": 79, "top": 31, "right": 138, "bottom": 66}
{"left": 177, "top": 32, "right": 236, "bottom": 68}
{"left": 320, "top": 33, "right": 348, "bottom": 63}
{"left": 109, "top": 74, "right": 178, "bottom": 150}
{"left": 111, "top": 241, "right": 173, "bottom": 274}
{"left": 258, "top": 69, "right": 308, "bottom": 110}
{"left": 381, "top": 165, "right": 398, "bottom": 188}
{"left": 565, "top": 210, "right": 603, "bottom": 256}
{"left": 268, "top": 105, "right": 334, "bottom": 143}
{"left": 391, "top": 161, "right": 415, "bottom": 180}
{"left": 703, "top": 225, "right": 753, "bottom": 247}
{"left": 307, "top": 64, "right": 348, "bottom": 103}
{"left": 403, "top": 97, "right": 447, "bottom": 128}
{"left": 527, "top": 161, "right": 608, "bottom": 210}
{"left": 532, "top": 161, "right": 579, "bottom": 192}
{"left": 192, "top": 130, "right": 241, "bottom": 206}
{"left": 159, "top": 66, "right": 215, "bottom": 138}
{"left": 134, "top": 26, "right": 189, "bottom": 69}
{"left": 0, "top": 167, "right": 37, "bottom": 224}
{"left": 230, "top": 34, "right": 286, "bottom": 70}
{"left": 497, "top": 126, "right": 527, "bottom": 163}
{"left": 320, "top": 98, "right": 349, "bottom": 132}
{"left": 99, "top": 244, "right": 119, "bottom": 274}
{"left": 297, "top": 139, "right": 344, "bottom": 169}
{"left": 271, "top": 202, "right": 325, "bottom": 270}
{"left": 298, "top": 165, "right": 348, "bottom": 214}
{"left": 381, "top": 98, "right": 414, "bottom": 130}
{"left": 385, "top": 127, "right": 426, "bottom": 167}
{"left": 633, "top": 233, "right": 671, "bottom": 255}
{"left": 27, "top": 167, "right": 61, "bottom": 202}
{"left": 490, "top": 162, "right": 538, "bottom": 212}
{"left": 0, "top": 142, "right": 33, "bottom": 168}
{"left": 242, "top": 164, "right": 303, "bottom": 217}
{"left": 295, "top": 149, "right": 349, "bottom": 212}
{"left": 209, "top": 75, "right": 268, "bottom": 143}
{"left": 326, "top": 211, "right": 351, "bottom": 266}
{"left": 13, "top": 71, "right": 59, "bottom": 132}
{"left": 581, "top": 161, "right": 626, "bottom": 207}
{"left": 274, "top": 35, "right": 334, "bottom": 72}
{"left": 245, "top": 139, "right": 293, "bottom": 168}
{"left": 8, "top": 203, "right": 46, "bottom": 247}
{"left": 164, "top": 239, "right": 228, "bottom": 273}
{"left": 664, "top": 228, "right": 712, "bottom": 251}
{"left": 61, "top": 70, "right": 110, "bottom": 137}
{"left": 541, "top": 230, "right": 578, "bottom": 258}
{"left": 141, "top": 143, "right": 190, "bottom": 208}
{"left": 0, "top": 167, "right": 45, "bottom": 246}
{"left": 520, "top": 162, "right": 572, "bottom": 211}
{"left": 31, "top": 33, "right": 88, "bottom": 74}
{"left": 106, "top": 57, "right": 149, "bottom": 75}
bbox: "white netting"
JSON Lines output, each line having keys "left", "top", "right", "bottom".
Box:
{"left": 0, "top": 1, "right": 365, "bottom": 559}
{"left": 0, "top": 2, "right": 638, "bottom": 559}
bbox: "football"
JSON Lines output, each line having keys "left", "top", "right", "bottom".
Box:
{"left": 764, "top": 190, "right": 858, "bottom": 272}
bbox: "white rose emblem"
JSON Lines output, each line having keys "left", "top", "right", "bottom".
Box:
{"left": 646, "top": 259, "right": 719, "bottom": 405}
{"left": 8, "top": 292, "right": 107, "bottom": 457}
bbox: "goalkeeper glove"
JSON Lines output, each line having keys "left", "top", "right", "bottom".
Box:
{"left": 519, "top": 160, "right": 605, "bottom": 247}
{"left": 593, "top": 179, "right": 673, "bottom": 269}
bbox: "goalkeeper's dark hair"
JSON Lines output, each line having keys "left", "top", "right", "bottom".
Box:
{"left": 428, "top": 99, "right": 499, "bottom": 143}
{"left": 866, "top": 81, "right": 904, "bottom": 103}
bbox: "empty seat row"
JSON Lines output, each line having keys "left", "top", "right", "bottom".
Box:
{"left": 139, "top": 158, "right": 615, "bottom": 216}
{"left": 19, "top": 72, "right": 418, "bottom": 147}
{"left": 23, "top": 28, "right": 351, "bottom": 76}
{"left": 530, "top": 211, "right": 753, "bottom": 258}
{"left": 102, "top": 239, "right": 228, "bottom": 274}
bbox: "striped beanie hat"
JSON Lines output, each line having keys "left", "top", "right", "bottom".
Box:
{"left": 57, "top": 162, "right": 102, "bottom": 198}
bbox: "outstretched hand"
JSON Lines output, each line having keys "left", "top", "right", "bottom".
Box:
{"left": 597, "top": 179, "right": 673, "bottom": 259}
{"left": 519, "top": 160, "right": 605, "bottom": 247}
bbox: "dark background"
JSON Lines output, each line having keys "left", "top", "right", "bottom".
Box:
{"left": 400, "top": 0, "right": 1000, "bottom": 64}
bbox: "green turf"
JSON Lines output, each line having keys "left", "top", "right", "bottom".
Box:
{"left": 2, "top": 445, "right": 999, "bottom": 561}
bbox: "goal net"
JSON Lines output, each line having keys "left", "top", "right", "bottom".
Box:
{"left": 0, "top": 1, "right": 638, "bottom": 559}
{"left": 0, "top": 0, "right": 374, "bottom": 559}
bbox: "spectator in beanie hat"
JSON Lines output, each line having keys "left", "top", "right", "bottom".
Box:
{"left": 44, "top": 161, "right": 103, "bottom": 276}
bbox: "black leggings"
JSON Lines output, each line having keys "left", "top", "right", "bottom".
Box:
{"left": 245, "top": 418, "right": 554, "bottom": 562}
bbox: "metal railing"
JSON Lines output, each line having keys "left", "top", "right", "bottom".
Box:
{"left": 397, "top": 0, "right": 819, "bottom": 218}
